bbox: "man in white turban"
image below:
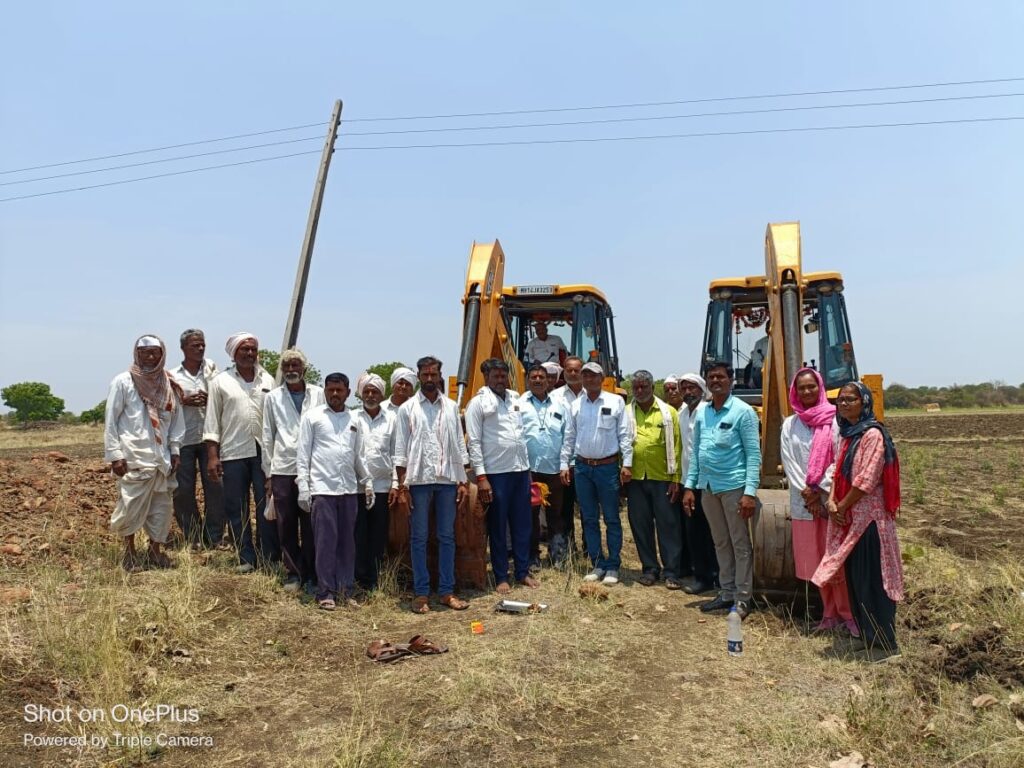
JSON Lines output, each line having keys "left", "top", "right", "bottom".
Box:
{"left": 676, "top": 372, "right": 719, "bottom": 595}
{"left": 353, "top": 371, "right": 396, "bottom": 591}
{"left": 204, "top": 332, "right": 278, "bottom": 573}
{"left": 381, "top": 366, "right": 417, "bottom": 413}
{"left": 104, "top": 335, "right": 186, "bottom": 571}
{"left": 541, "top": 361, "right": 563, "bottom": 392}
{"left": 262, "top": 347, "right": 324, "bottom": 592}
{"left": 663, "top": 375, "right": 684, "bottom": 411}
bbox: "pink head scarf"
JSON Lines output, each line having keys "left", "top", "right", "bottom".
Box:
{"left": 789, "top": 367, "right": 836, "bottom": 488}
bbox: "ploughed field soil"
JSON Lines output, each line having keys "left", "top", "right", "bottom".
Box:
{"left": 1, "top": 416, "right": 1023, "bottom": 768}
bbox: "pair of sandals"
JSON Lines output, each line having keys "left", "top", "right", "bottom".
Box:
{"left": 637, "top": 572, "right": 683, "bottom": 590}
{"left": 366, "top": 635, "right": 449, "bottom": 663}
{"left": 411, "top": 594, "right": 468, "bottom": 614}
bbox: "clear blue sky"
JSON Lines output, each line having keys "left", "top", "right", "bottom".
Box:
{"left": 2, "top": 2, "right": 1022, "bottom": 411}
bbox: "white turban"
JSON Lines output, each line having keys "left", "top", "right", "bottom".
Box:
{"left": 541, "top": 362, "right": 563, "bottom": 377}
{"left": 390, "top": 367, "right": 417, "bottom": 388}
{"left": 225, "top": 332, "right": 258, "bottom": 359}
{"left": 664, "top": 375, "right": 679, "bottom": 385}
{"left": 136, "top": 335, "right": 161, "bottom": 348}
{"left": 356, "top": 372, "right": 386, "bottom": 399}
{"left": 679, "top": 372, "right": 709, "bottom": 399}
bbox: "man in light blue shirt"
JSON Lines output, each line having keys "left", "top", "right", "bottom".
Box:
{"left": 682, "top": 360, "right": 761, "bottom": 619}
{"left": 520, "top": 363, "right": 568, "bottom": 565}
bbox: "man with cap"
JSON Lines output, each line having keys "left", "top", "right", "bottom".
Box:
{"left": 525, "top": 320, "right": 567, "bottom": 364}
{"left": 663, "top": 376, "right": 684, "bottom": 411}
{"left": 677, "top": 373, "right": 720, "bottom": 594}
{"left": 204, "top": 332, "right": 278, "bottom": 574}
{"left": 682, "top": 361, "right": 762, "bottom": 619}
{"left": 381, "top": 366, "right": 417, "bottom": 413}
{"left": 262, "top": 348, "right": 325, "bottom": 592}
{"left": 354, "top": 371, "right": 397, "bottom": 592}
{"left": 466, "top": 357, "right": 537, "bottom": 594}
{"left": 104, "top": 335, "right": 186, "bottom": 571}
{"left": 170, "top": 328, "right": 223, "bottom": 549}
{"left": 625, "top": 370, "right": 684, "bottom": 589}
{"left": 559, "top": 361, "right": 633, "bottom": 585}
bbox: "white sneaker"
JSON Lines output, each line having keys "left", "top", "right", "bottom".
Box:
{"left": 602, "top": 570, "right": 619, "bottom": 585}
{"left": 583, "top": 568, "right": 606, "bottom": 583}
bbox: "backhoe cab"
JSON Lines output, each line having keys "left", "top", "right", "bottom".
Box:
{"left": 700, "top": 222, "right": 881, "bottom": 485}
{"left": 454, "top": 240, "right": 621, "bottom": 408}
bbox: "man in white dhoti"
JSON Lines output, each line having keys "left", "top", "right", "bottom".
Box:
{"left": 104, "top": 335, "right": 185, "bottom": 571}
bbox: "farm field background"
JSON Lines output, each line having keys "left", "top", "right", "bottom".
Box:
{"left": 1, "top": 411, "right": 1022, "bottom": 767}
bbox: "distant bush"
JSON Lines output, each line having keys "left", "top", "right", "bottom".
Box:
{"left": 80, "top": 401, "right": 106, "bottom": 425}
{"left": 885, "top": 381, "right": 1024, "bottom": 409}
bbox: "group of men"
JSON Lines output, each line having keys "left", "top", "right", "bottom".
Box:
{"left": 104, "top": 327, "right": 763, "bottom": 619}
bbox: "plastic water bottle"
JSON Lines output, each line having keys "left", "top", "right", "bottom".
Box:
{"left": 727, "top": 606, "right": 744, "bottom": 656}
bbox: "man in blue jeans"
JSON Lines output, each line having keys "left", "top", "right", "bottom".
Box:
{"left": 559, "top": 362, "right": 633, "bottom": 586}
{"left": 394, "top": 356, "right": 471, "bottom": 614}
{"left": 204, "top": 332, "right": 279, "bottom": 573}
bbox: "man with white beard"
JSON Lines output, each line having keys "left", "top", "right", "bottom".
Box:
{"left": 262, "top": 348, "right": 325, "bottom": 593}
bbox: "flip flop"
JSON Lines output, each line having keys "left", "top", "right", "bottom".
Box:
{"left": 318, "top": 598, "right": 336, "bottom": 611}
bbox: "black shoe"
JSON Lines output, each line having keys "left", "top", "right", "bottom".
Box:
{"left": 637, "top": 572, "right": 657, "bottom": 587}
{"left": 682, "top": 578, "right": 712, "bottom": 595}
{"left": 700, "top": 594, "right": 734, "bottom": 613}
{"left": 735, "top": 600, "right": 750, "bottom": 620}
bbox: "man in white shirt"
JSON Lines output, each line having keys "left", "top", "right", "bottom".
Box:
{"left": 394, "top": 356, "right": 471, "bottom": 614}
{"left": 559, "top": 362, "right": 633, "bottom": 585}
{"left": 550, "top": 355, "right": 585, "bottom": 554}
{"left": 676, "top": 373, "right": 719, "bottom": 595}
{"left": 296, "top": 373, "right": 373, "bottom": 610}
{"left": 105, "top": 335, "right": 185, "bottom": 571}
{"left": 170, "top": 329, "right": 223, "bottom": 549}
{"left": 525, "top": 320, "right": 567, "bottom": 364}
{"left": 466, "top": 358, "right": 537, "bottom": 594}
{"left": 354, "top": 372, "right": 397, "bottom": 592}
{"left": 203, "top": 332, "right": 278, "bottom": 574}
{"left": 262, "top": 348, "right": 325, "bottom": 593}
{"left": 381, "top": 366, "right": 417, "bottom": 413}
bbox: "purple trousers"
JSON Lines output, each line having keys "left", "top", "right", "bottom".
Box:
{"left": 271, "top": 475, "right": 315, "bottom": 584}
{"left": 311, "top": 494, "right": 358, "bottom": 600}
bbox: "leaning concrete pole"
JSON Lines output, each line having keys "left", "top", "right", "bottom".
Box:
{"left": 277, "top": 99, "right": 343, "bottom": 382}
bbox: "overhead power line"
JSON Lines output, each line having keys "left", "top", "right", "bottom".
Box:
{"left": 2, "top": 75, "right": 1021, "bottom": 176}
{"left": 342, "top": 76, "right": 1024, "bottom": 122}
{"left": 2, "top": 114, "right": 1020, "bottom": 204}
{"left": 7, "top": 91, "right": 1022, "bottom": 188}
{"left": 0, "top": 150, "right": 322, "bottom": 203}
{"left": 339, "top": 91, "right": 1024, "bottom": 138}
{"left": 0, "top": 135, "right": 323, "bottom": 187}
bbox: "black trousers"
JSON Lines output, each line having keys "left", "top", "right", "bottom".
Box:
{"left": 626, "top": 479, "right": 683, "bottom": 579}
{"left": 562, "top": 474, "right": 579, "bottom": 551}
{"left": 683, "top": 490, "right": 719, "bottom": 584}
{"left": 845, "top": 522, "right": 898, "bottom": 650}
{"left": 355, "top": 492, "right": 390, "bottom": 591}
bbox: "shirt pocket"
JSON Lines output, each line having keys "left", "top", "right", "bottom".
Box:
{"left": 598, "top": 413, "right": 617, "bottom": 431}
{"left": 713, "top": 422, "right": 735, "bottom": 448}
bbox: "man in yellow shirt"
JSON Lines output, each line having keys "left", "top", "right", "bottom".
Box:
{"left": 626, "top": 370, "right": 683, "bottom": 589}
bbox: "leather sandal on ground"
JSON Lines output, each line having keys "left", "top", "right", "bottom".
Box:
{"left": 637, "top": 572, "right": 657, "bottom": 587}
{"left": 407, "top": 635, "right": 449, "bottom": 655}
{"left": 366, "top": 640, "right": 413, "bottom": 663}
{"left": 411, "top": 596, "right": 430, "bottom": 614}
{"left": 439, "top": 594, "right": 469, "bottom": 610}
{"left": 318, "top": 598, "right": 336, "bottom": 611}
